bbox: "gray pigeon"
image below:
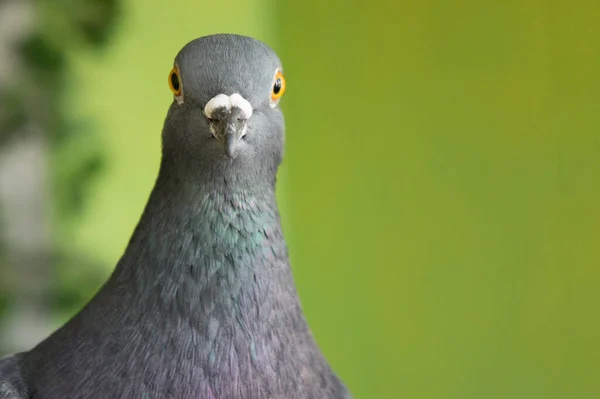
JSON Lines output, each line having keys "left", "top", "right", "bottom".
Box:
{"left": 0, "top": 34, "right": 351, "bottom": 399}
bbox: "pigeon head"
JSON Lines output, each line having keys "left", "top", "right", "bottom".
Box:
{"left": 161, "top": 34, "right": 286, "bottom": 182}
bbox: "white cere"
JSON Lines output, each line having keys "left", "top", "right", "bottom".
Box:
{"left": 203, "top": 94, "right": 231, "bottom": 118}
{"left": 203, "top": 93, "right": 253, "bottom": 120}
{"left": 229, "top": 93, "right": 253, "bottom": 119}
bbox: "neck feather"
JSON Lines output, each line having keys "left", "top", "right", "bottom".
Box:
{"left": 109, "top": 163, "right": 300, "bottom": 326}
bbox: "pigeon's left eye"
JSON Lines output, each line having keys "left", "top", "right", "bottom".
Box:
{"left": 271, "top": 72, "right": 286, "bottom": 101}
{"left": 169, "top": 66, "right": 182, "bottom": 97}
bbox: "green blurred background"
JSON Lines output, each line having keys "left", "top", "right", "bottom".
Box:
{"left": 1, "top": 0, "right": 599, "bottom": 398}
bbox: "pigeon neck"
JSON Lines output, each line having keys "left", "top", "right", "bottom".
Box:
{"left": 111, "top": 164, "right": 304, "bottom": 330}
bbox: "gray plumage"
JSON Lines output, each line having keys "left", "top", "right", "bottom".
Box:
{"left": 0, "top": 34, "right": 351, "bottom": 398}
{"left": 0, "top": 354, "right": 27, "bottom": 398}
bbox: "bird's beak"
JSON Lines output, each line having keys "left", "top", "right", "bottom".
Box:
{"left": 204, "top": 94, "right": 253, "bottom": 158}
{"left": 222, "top": 107, "right": 247, "bottom": 158}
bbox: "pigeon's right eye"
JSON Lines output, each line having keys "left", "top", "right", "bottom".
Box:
{"left": 168, "top": 66, "right": 182, "bottom": 97}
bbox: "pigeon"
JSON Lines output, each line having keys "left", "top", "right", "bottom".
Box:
{"left": 0, "top": 34, "right": 352, "bottom": 399}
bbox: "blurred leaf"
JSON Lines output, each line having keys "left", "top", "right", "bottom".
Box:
{"left": 53, "top": 119, "right": 105, "bottom": 217}
{"left": 72, "top": 0, "right": 120, "bottom": 46}
{"left": 38, "top": 0, "right": 120, "bottom": 49}
{"left": 0, "top": 89, "right": 28, "bottom": 145}
{"left": 51, "top": 250, "right": 107, "bottom": 317}
{"left": 20, "top": 34, "right": 64, "bottom": 74}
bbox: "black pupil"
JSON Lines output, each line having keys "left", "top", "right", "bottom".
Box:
{"left": 171, "top": 72, "right": 180, "bottom": 92}
{"left": 273, "top": 78, "right": 282, "bottom": 94}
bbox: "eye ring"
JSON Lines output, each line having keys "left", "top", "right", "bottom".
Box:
{"left": 169, "top": 66, "right": 182, "bottom": 97}
{"left": 271, "top": 71, "right": 286, "bottom": 101}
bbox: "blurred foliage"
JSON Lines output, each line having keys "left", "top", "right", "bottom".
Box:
{"left": 0, "top": 204, "right": 7, "bottom": 321}
{"left": 0, "top": 0, "right": 119, "bottom": 319}
{"left": 51, "top": 250, "right": 109, "bottom": 319}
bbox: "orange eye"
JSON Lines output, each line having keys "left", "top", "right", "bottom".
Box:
{"left": 168, "top": 66, "right": 182, "bottom": 96}
{"left": 271, "top": 71, "right": 286, "bottom": 101}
